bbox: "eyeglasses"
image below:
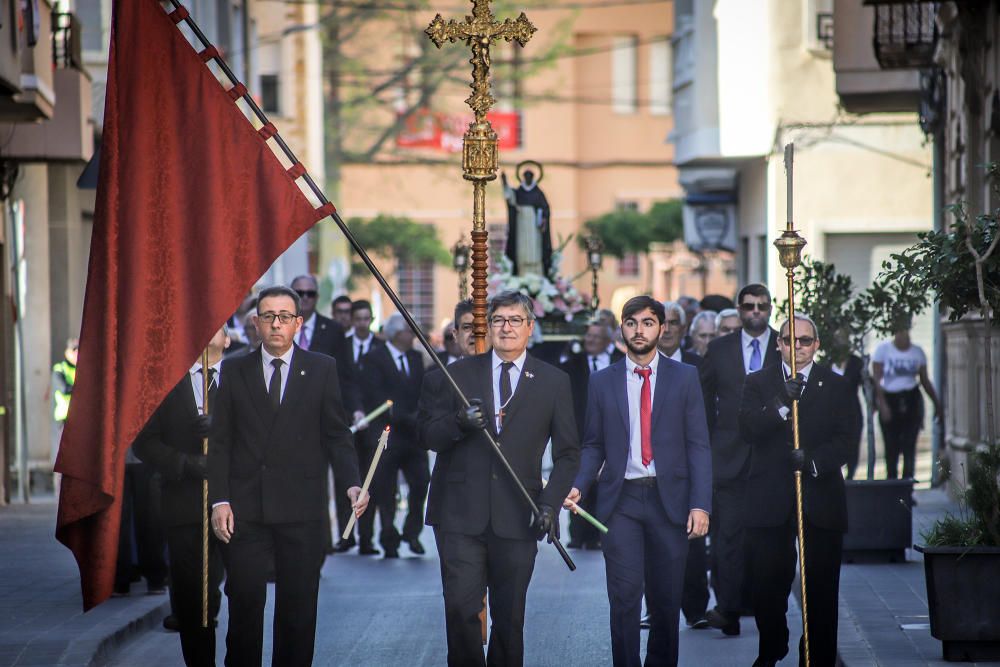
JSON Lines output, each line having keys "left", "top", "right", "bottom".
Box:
{"left": 258, "top": 311, "right": 299, "bottom": 324}
{"left": 740, "top": 302, "right": 772, "bottom": 312}
{"left": 444, "top": 333, "right": 455, "bottom": 342}
{"left": 490, "top": 315, "right": 530, "bottom": 328}
{"left": 780, "top": 335, "right": 816, "bottom": 347}
{"left": 295, "top": 290, "right": 318, "bottom": 299}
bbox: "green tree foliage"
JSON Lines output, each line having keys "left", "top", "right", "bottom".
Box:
{"left": 345, "top": 214, "right": 450, "bottom": 280}
{"left": 581, "top": 200, "right": 683, "bottom": 258}
{"left": 777, "top": 258, "right": 859, "bottom": 366}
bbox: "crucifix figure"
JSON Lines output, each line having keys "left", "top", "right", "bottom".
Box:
{"left": 426, "top": 0, "right": 536, "bottom": 353}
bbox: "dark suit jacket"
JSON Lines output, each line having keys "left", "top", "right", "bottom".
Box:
{"left": 208, "top": 346, "right": 360, "bottom": 524}
{"left": 417, "top": 352, "right": 580, "bottom": 540}
{"left": 359, "top": 344, "right": 424, "bottom": 448}
{"left": 560, "top": 348, "right": 625, "bottom": 436}
{"left": 700, "top": 329, "right": 780, "bottom": 482}
{"left": 574, "top": 354, "right": 713, "bottom": 525}
{"left": 738, "top": 362, "right": 850, "bottom": 531}
{"left": 308, "top": 313, "right": 362, "bottom": 415}
{"left": 134, "top": 370, "right": 221, "bottom": 527}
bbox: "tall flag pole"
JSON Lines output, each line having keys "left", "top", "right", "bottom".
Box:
{"left": 774, "top": 143, "right": 811, "bottom": 665}
{"left": 425, "top": 0, "right": 537, "bottom": 352}
{"left": 54, "top": 0, "right": 330, "bottom": 610}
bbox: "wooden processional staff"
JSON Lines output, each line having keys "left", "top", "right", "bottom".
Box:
{"left": 774, "top": 143, "right": 810, "bottom": 666}
{"left": 425, "top": 0, "right": 537, "bottom": 352}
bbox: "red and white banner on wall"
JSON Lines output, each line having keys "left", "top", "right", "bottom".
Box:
{"left": 396, "top": 109, "right": 521, "bottom": 152}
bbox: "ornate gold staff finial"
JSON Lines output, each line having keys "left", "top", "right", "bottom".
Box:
{"left": 774, "top": 142, "right": 811, "bottom": 667}
{"left": 426, "top": 0, "right": 536, "bottom": 351}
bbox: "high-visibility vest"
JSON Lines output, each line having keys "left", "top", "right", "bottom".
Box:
{"left": 53, "top": 360, "right": 76, "bottom": 422}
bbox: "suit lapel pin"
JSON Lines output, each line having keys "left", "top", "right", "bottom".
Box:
{"left": 300, "top": 370, "right": 306, "bottom": 376}
{"left": 818, "top": 380, "right": 823, "bottom": 387}
{"left": 524, "top": 370, "right": 534, "bottom": 379}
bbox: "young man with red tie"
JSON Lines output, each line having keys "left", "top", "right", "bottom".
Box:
{"left": 567, "top": 295, "right": 713, "bottom": 667}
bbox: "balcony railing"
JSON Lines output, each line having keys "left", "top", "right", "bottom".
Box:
{"left": 867, "top": 1, "right": 939, "bottom": 69}
{"left": 52, "top": 13, "right": 83, "bottom": 71}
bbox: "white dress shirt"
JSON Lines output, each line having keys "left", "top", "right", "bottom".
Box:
{"left": 261, "top": 345, "right": 294, "bottom": 401}
{"left": 666, "top": 348, "right": 683, "bottom": 363}
{"left": 386, "top": 341, "right": 409, "bottom": 375}
{"left": 624, "top": 353, "right": 659, "bottom": 480}
{"left": 189, "top": 360, "right": 223, "bottom": 412}
{"left": 588, "top": 351, "right": 611, "bottom": 372}
{"left": 741, "top": 328, "right": 772, "bottom": 374}
{"left": 492, "top": 350, "right": 526, "bottom": 431}
{"left": 351, "top": 331, "right": 375, "bottom": 362}
{"left": 299, "top": 313, "right": 317, "bottom": 349}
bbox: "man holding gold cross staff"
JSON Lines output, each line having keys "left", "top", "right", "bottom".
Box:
{"left": 738, "top": 145, "right": 851, "bottom": 667}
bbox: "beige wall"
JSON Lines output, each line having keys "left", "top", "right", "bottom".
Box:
{"left": 335, "top": 1, "right": 680, "bottom": 330}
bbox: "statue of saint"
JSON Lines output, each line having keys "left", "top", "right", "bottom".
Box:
{"left": 501, "top": 161, "right": 552, "bottom": 276}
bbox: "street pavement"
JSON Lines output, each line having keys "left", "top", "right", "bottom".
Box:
{"left": 0, "top": 487, "right": 992, "bottom": 666}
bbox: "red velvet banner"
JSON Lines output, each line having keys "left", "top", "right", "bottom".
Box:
{"left": 54, "top": 0, "right": 327, "bottom": 610}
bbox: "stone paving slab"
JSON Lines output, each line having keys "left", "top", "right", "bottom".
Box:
{"left": 0, "top": 502, "right": 168, "bottom": 666}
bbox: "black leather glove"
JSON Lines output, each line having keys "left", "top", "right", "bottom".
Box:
{"left": 456, "top": 398, "right": 487, "bottom": 432}
{"left": 533, "top": 504, "right": 559, "bottom": 543}
{"left": 193, "top": 413, "right": 213, "bottom": 437}
{"left": 788, "top": 448, "right": 808, "bottom": 472}
{"left": 783, "top": 373, "right": 806, "bottom": 403}
{"left": 182, "top": 454, "right": 209, "bottom": 480}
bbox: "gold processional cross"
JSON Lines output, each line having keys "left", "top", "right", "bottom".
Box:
{"left": 426, "top": 0, "right": 536, "bottom": 352}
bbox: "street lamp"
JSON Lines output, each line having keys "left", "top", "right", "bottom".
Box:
{"left": 452, "top": 236, "right": 471, "bottom": 300}
{"left": 586, "top": 234, "right": 603, "bottom": 312}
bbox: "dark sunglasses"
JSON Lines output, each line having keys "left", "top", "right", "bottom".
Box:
{"left": 739, "top": 302, "right": 771, "bottom": 312}
{"left": 295, "top": 290, "right": 318, "bottom": 299}
{"left": 780, "top": 335, "right": 816, "bottom": 347}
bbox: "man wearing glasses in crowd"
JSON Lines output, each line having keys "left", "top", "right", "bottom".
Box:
{"left": 699, "top": 284, "right": 780, "bottom": 637}
{"left": 209, "top": 285, "right": 368, "bottom": 666}
{"left": 418, "top": 291, "right": 579, "bottom": 667}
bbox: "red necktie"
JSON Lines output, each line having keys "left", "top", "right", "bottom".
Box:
{"left": 634, "top": 367, "right": 653, "bottom": 466}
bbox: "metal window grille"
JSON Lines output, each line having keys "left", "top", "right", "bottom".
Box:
{"left": 52, "top": 13, "right": 84, "bottom": 70}
{"left": 869, "top": 1, "right": 939, "bottom": 70}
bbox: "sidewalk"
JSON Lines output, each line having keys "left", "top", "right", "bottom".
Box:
{"left": 836, "top": 486, "right": 987, "bottom": 666}
{"left": 0, "top": 501, "right": 168, "bottom": 667}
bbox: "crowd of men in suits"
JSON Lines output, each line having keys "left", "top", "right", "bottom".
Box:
{"left": 117, "top": 275, "right": 866, "bottom": 667}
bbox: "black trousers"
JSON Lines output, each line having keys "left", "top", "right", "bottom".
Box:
{"left": 223, "top": 519, "right": 325, "bottom": 667}
{"left": 681, "top": 535, "right": 709, "bottom": 624}
{"left": 435, "top": 525, "right": 538, "bottom": 667}
{"left": 879, "top": 387, "right": 923, "bottom": 480}
{"left": 745, "top": 516, "right": 842, "bottom": 667}
{"left": 166, "top": 523, "right": 224, "bottom": 667}
{"left": 373, "top": 444, "right": 429, "bottom": 549}
{"left": 709, "top": 479, "right": 746, "bottom": 615}
{"left": 115, "top": 463, "right": 167, "bottom": 592}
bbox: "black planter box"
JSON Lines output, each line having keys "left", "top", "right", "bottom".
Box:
{"left": 915, "top": 545, "right": 1000, "bottom": 662}
{"left": 842, "top": 479, "right": 914, "bottom": 563}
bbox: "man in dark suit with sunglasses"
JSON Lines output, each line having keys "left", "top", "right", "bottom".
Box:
{"left": 700, "top": 283, "right": 780, "bottom": 635}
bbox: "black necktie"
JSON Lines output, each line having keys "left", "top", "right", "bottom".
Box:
{"left": 268, "top": 358, "right": 283, "bottom": 411}
{"left": 357, "top": 340, "right": 366, "bottom": 362}
{"left": 398, "top": 354, "right": 409, "bottom": 377}
{"left": 500, "top": 361, "right": 514, "bottom": 406}
{"left": 591, "top": 356, "right": 598, "bottom": 371}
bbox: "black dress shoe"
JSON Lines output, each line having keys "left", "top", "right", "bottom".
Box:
{"left": 162, "top": 615, "right": 180, "bottom": 632}
{"left": 583, "top": 541, "right": 602, "bottom": 551}
{"left": 334, "top": 537, "right": 356, "bottom": 553}
{"left": 705, "top": 608, "right": 740, "bottom": 636}
{"left": 640, "top": 614, "right": 651, "bottom": 629}
{"left": 407, "top": 538, "right": 425, "bottom": 555}
{"left": 566, "top": 541, "right": 583, "bottom": 549}
{"left": 686, "top": 616, "right": 710, "bottom": 629}
{"left": 751, "top": 659, "right": 777, "bottom": 667}
{"left": 383, "top": 547, "right": 399, "bottom": 559}
{"left": 359, "top": 544, "right": 379, "bottom": 556}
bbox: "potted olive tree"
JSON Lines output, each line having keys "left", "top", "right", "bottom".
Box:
{"left": 883, "top": 165, "right": 1000, "bottom": 661}
{"left": 781, "top": 258, "right": 924, "bottom": 561}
